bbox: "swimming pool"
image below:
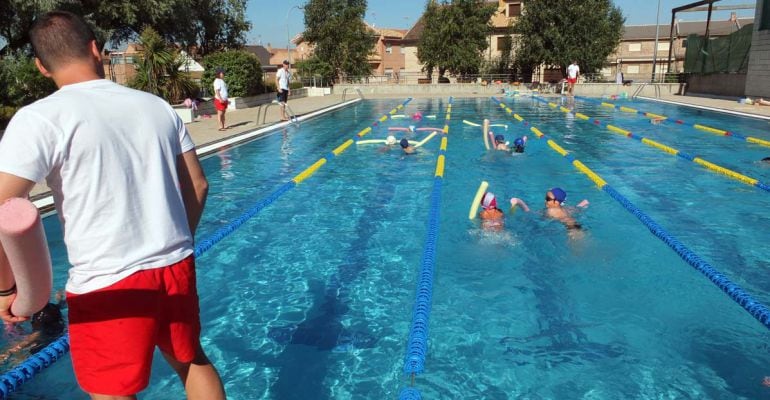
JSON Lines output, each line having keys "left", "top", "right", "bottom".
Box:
{"left": 5, "top": 96, "right": 770, "bottom": 399}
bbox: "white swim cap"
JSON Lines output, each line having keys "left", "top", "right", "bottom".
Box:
{"left": 386, "top": 135, "right": 397, "bottom": 145}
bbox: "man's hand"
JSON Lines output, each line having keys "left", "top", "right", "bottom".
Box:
{"left": 0, "top": 293, "right": 29, "bottom": 323}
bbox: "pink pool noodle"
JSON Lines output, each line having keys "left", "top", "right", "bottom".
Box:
{"left": 0, "top": 198, "right": 52, "bottom": 317}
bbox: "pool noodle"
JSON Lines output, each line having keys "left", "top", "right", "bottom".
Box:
{"left": 0, "top": 198, "right": 53, "bottom": 317}
{"left": 463, "top": 120, "right": 481, "bottom": 127}
{"left": 483, "top": 119, "right": 490, "bottom": 150}
{"left": 413, "top": 132, "right": 438, "bottom": 147}
{"left": 388, "top": 127, "right": 412, "bottom": 132}
{"left": 415, "top": 127, "right": 444, "bottom": 132}
{"left": 468, "top": 181, "right": 489, "bottom": 220}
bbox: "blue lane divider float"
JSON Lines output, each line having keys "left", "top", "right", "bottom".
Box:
{"left": 492, "top": 96, "right": 770, "bottom": 332}
{"left": 0, "top": 98, "right": 413, "bottom": 400}
{"left": 399, "top": 97, "right": 452, "bottom": 400}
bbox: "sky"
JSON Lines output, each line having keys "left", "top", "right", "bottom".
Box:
{"left": 246, "top": 0, "right": 758, "bottom": 49}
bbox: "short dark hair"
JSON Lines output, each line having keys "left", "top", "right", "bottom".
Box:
{"left": 30, "top": 11, "right": 97, "bottom": 71}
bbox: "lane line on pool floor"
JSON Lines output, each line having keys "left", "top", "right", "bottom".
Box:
{"left": 0, "top": 98, "right": 414, "bottom": 399}
{"left": 400, "top": 97, "right": 452, "bottom": 400}
{"left": 529, "top": 96, "right": 770, "bottom": 193}
{"left": 492, "top": 96, "right": 770, "bottom": 335}
{"left": 576, "top": 96, "right": 770, "bottom": 149}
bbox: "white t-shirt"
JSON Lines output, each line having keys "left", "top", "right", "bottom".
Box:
{"left": 277, "top": 68, "right": 291, "bottom": 91}
{"left": 0, "top": 79, "right": 195, "bottom": 294}
{"left": 567, "top": 63, "right": 580, "bottom": 79}
{"left": 213, "top": 78, "right": 228, "bottom": 101}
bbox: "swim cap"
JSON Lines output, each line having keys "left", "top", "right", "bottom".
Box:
{"left": 481, "top": 192, "right": 497, "bottom": 210}
{"left": 386, "top": 135, "right": 397, "bottom": 145}
{"left": 514, "top": 137, "right": 524, "bottom": 147}
{"left": 550, "top": 187, "right": 567, "bottom": 203}
{"left": 495, "top": 135, "right": 505, "bottom": 144}
{"left": 412, "top": 111, "right": 423, "bottom": 121}
{"left": 400, "top": 138, "right": 410, "bottom": 148}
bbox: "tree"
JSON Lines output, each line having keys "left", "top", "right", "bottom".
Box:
{"left": 417, "top": 0, "right": 496, "bottom": 79}
{"left": 129, "top": 28, "right": 198, "bottom": 103}
{"left": 295, "top": 56, "right": 335, "bottom": 85}
{"left": 513, "top": 0, "right": 624, "bottom": 76}
{"left": 302, "top": 0, "right": 372, "bottom": 82}
{"left": 0, "top": 0, "right": 250, "bottom": 56}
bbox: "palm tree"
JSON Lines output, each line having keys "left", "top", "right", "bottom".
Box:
{"left": 129, "top": 27, "right": 198, "bottom": 103}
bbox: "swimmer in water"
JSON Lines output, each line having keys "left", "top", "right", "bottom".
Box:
{"left": 544, "top": 187, "right": 589, "bottom": 239}
{"left": 400, "top": 138, "right": 415, "bottom": 155}
{"left": 494, "top": 134, "right": 510, "bottom": 151}
{"left": 479, "top": 192, "right": 504, "bottom": 231}
{"left": 512, "top": 137, "right": 527, "bottom": 153}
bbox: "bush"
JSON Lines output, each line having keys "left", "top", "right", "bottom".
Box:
{"left": 201, "top": 51, "right": 262, "bottom": 98}
{"left": 0, "top": 51, "right": 57, "bottom": 109}
{"left": 0, "top": 106, "right": 19, "bottom": 130}
{"left": 289, "top": 81, "right": 303, "bottom": 90}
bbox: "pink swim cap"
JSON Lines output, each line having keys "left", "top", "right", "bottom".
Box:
{"left": 481, "top": 192, "right": 497, "bottom": 210}
{"left": 412, "top": 111, "right": 423, "bottom": 121}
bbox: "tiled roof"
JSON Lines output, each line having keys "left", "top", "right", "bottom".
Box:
{"left": 622, "top": 18, "right": 754, "bottom": 40}
{"left": 243, "top": 45, "right": 273, "bottom": 66}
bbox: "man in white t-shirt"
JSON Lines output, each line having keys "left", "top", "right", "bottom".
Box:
{"left": 276, "top": 60, "right": 291, "bottom": 121}
{"left": 566, "top": 60, "right": 580, "bottom": 96}
{"left": 0, "top": 11, "right": 225, "bottom": 399}
{"left": 213, "top": 68, "right": 229, "bottom": 131}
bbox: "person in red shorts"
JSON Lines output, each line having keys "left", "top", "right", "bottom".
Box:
{"left": 0, "top": 11, "right": 225, "bottom": 399}
{"left": 213, "top": 68, "right": 229, "bottom": 131}
{"left": 566, "top": 60, "right": 580, "bottom": 96}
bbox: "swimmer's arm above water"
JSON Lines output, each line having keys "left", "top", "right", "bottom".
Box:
{"left": 510, "top": 197, "right": 530, "bottom": 212}
{"left": 576, "top": 199, "right": 589, "bottom": 208}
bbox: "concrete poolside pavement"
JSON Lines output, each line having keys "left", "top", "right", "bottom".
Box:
{"left": 643, "top": 94, "right": 770, "bottom": 119}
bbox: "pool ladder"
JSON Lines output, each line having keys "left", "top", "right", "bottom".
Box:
{"left": 341, "top": 88, "right": 364, "bottom": 102}
{"left": 256, "top": 101, "right": 298, "bottom": 125}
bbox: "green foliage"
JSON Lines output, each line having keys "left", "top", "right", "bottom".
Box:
{"left": 0, "top": 0, "right": 250, "bottom": 56}
{"left": 201, "top": 50, "right": 263, "bottom": 97}
{"left": 513, "top": 0, "right": 624, "bottom": 75}
{"left": 295, "top": 56, "right": 335, "bottom": 83}
{"left": 128, "top": 28, "right": 199, "bottom": 103}
{"left": 0, "top": 51, "right": 57, "bottom": 107}
{"left": 417, "top": 0, "right": 496, "bottom": 78}
{"left": 0, "top": 106, "right": 19, "bottom": 130}
{"left": 302, "top": 0, "right": 372, "bottom": 81}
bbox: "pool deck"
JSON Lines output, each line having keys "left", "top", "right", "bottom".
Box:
{"left": 27, "top": 92, "right": 770, "bottom": 198}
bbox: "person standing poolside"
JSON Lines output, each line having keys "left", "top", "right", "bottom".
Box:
{"left": 566, "top": 60, "right": 580, "bottom": 96}
{"left": 213, "top": 67, "right": 229, "bottom": 131}
{"left": 0, "top": 11, "right": 225, "bottom": 400}
{"left": 276, "top": 60, "right": 292, "bottom": 121}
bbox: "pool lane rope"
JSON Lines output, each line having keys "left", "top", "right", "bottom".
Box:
{"left": 530, "top": 96, "right": 770, "bottom": 193}
{"left": 0, "top": 98, "right": 414, "bottom": 400}
{"left": 399, "top": 97, "right": 452, "bottom": 400}
{"left": 577, "top": 96, "right": 770, "bottom": 148}
{"left": 492, "top": 96, "right": 770, "bottom": 333}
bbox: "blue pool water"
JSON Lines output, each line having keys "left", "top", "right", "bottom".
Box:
{"left": 5, "top": 96, "right": 770, "bottom": 399}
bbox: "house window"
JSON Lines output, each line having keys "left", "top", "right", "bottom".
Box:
{"left": 628, "top": 43, "right": 641, "bottom": 52}
{"left": 508, "top": 3, "right": 522, "bottom": 17}
{"left": 400, "top": 46, "right": 405, "bottom": 54}
{"left": 386, "top": 44, "right": 392, "bottom": 54}
{"left": 657, "top": 42, "right": 670, "bottom": 51}
{"left": 496, "top": 36, "right": 512, "bottom": 51}
{"left": 627, "top": 65, "right": 640, "bottom": 74}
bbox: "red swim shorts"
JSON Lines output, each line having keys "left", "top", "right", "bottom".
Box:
{"left": 214, "top": 98, "right": 228, "bottom": 111}
{"left": 67, "top": 255, "right": 201, "bottom": 396}
{"left": 567, "top": 77, "right": 577, "bottom": 84}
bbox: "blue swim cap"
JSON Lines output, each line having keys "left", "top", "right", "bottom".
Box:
{"left": 400, "top": 138, "right": 410, "bottom": 148}
{"left": 550, "top": 187, "right": 567, "bottom": 203}
{"left": 495, "top": 135, "right": 505, "bottom": 143}
{"left": 514, "top": 137, "right": 525, "bottom": 147}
